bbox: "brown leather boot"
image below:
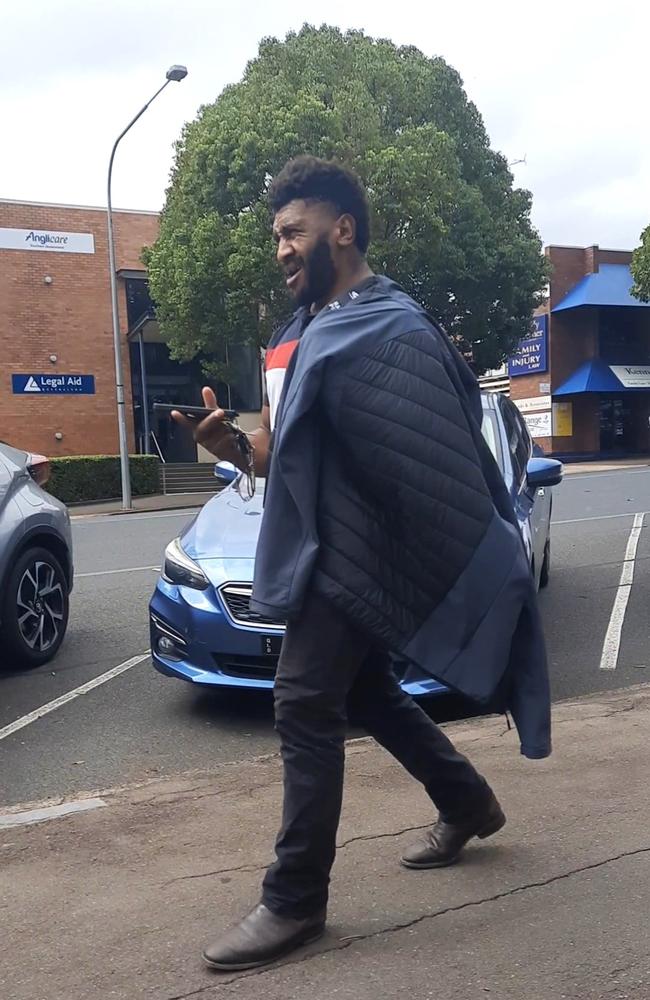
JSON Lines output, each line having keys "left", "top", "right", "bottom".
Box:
{"left": 401, "top": 793, "right": 506, "bottom": 869}
{"left": 202, "top": 903, "right": 326, "bottom": 972}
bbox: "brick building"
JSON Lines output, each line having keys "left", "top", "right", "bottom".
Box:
{"left": 0, "top": 199, "right": 262, "bottom": 464}
{"left": 506, "top": 245, "right": 650, "bottom": 458}
{"left": 1, "top": 199, "right": 160, "bottom": 458}
{"left": 2, "top": 204, "right": 649, "bottom": 464}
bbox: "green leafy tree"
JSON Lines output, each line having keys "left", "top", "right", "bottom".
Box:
{"left": 631, "top": 225, "right": 650, "bottom": 302}
{"left": 145, "top": 24, "right": 548, "bottom": 377}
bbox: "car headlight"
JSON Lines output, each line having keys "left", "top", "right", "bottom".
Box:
{"left": 162, "top": 537, "right": 209, "bottom": 590}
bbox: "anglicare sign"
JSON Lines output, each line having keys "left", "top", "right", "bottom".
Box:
{"left": 0, "top": 227, "right": 95, "bottom": 254}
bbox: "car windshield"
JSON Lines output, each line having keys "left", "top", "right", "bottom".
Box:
{"left": 481, "top": 411, "right": 503, "bottom": 472}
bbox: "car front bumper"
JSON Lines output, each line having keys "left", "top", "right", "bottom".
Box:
{"left": 149, "top": 578, "right": 447, "bottom": 698}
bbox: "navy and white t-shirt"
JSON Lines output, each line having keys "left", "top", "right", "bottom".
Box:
{"left": 264, "top": 277, "right": 379, "bottom": 431}
{"left": 264, "top": 309, "right": 311, "bottom": 431}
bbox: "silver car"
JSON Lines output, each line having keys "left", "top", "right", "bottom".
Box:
{"left": 0, "top": 443, "right": 73, "bottom": 667}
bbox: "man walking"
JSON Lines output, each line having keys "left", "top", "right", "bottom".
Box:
{"left": 173, "top": 156, "right": 551, "bottom": 973}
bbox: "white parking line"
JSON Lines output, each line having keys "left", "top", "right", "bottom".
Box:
{"left": 0, "top": 652, "right": 150, "bottom": 742}
{"left": 553, "top": 512, "right": 647, "bottom": 526}
{"left": 76, "top": 565, "right": 160, "bottom": 579}
{"left": 0, "top": 798, "right": 106, "bottom": 829}
{"left": 600, "top": 513, "right": 645, "bottom": 671}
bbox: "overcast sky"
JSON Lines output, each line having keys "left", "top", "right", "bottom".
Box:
{"left": 2, "top": 0, "right": 648, "bottom": 249}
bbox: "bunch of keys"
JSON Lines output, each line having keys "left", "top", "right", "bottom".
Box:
{"left": 151, "top": 403, "right": 255, "bottom": 498}
{"left": 223, "top": 416, "right": 256, "bottom": 501}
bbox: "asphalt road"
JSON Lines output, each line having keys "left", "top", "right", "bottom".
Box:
{"left": 2, "top": 467, "right": 649, "bottom": 809}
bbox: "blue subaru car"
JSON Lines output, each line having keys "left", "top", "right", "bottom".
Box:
{"left": 150, "top": 393, "right": 562, "bottom": 696}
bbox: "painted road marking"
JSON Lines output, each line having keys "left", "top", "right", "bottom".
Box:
{"left": 600, "top": 513, "right": 645, "bottom": 671}
{"left": 72, "top": 510, "right": 197, "bottom": 523}
{"left": 0, "top": 798, "right": 106, "bottom": 829}
{"left": 553, "top": 512, "right": 648, "bottom": 526}
{"left": 76, "top": 565, "right": 160, "bottom": 579}
{"left": 564, "top": 469, "right": 649, "bottom": 482}
{"left": 0, "top": 652, "right": 150, "bottom": 742}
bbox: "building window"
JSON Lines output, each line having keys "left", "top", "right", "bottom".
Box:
{"left": 125, "top": 278, "right": 154, "bottom": 330}
{"left": 599, "top": 308, "right": 645, "bottom": 365}
{"left": 223, "top": 342, "right": 263, "bottom": 412}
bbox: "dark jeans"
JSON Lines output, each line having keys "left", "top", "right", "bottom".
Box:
{"left": 261, "top": 591, "right": 492, "bottom": 918}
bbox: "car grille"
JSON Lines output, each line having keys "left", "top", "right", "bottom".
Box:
{"left": 211, "top": 653, "right": 279, "bottom": 680}
{"left": 219, "top": 584, "right": 286, "bottom": 630}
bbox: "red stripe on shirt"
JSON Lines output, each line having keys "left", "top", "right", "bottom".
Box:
{"left": 265, "top": 339, "right": 299, "bottom": 371}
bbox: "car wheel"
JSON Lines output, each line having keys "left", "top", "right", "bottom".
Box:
{"left": 0, "top": 546, "right": 70, "bottom": 668}
{"left": 539, "top": 538, "right": 551, "bottom": 589}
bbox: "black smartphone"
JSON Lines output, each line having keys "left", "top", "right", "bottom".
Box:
{"left": 153, "top": 403, "right": 239, "bottom": 421}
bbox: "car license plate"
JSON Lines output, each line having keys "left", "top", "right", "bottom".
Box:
{"left": 261, "top": 634, "right": 283, "bottom": 657}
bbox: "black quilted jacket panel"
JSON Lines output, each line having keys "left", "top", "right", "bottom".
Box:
{"left": 313, "top": 328, "right": 495, "bottom": 647}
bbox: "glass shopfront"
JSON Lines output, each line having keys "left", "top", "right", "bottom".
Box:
{"left": 599, "top": 394, "right": 650, "bottom": 454}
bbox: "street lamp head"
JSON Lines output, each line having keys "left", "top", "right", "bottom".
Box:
{"left": 166, "top": 65, "right": 188, "bottom": 82}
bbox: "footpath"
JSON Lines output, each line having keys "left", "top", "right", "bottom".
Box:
{"left": 3, "top": 684, "right": 650, "bottom": 999}
{"left": 68, "top": 458, "right": 650, "bottom": 518}
{"left": 561, "top": 458, "right": 649, "bottom": 475}
{"left": 69, "top": 491, "right": 211, "bottom": 518}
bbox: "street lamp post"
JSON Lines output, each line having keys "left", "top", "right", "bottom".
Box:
{"left": 107, "top": 64, "right": 188, "bottom": 510}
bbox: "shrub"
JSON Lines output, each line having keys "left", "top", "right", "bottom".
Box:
{"left": 48, "top": 455, "right": 160, "bottom": 504}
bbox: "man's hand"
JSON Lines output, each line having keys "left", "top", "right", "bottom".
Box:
{"left": 172, "top": 387, "right": 272, "bottom": 477}
{"left": 171, "top": 387, "right": 244, "bottom": 468}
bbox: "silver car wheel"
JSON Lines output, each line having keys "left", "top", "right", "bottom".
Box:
{"left": 16, "top": 560, "right": 65, "bottom": 652}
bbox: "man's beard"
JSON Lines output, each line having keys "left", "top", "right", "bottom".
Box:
{"left": 294, "top": 237, "right": 337, "bottom": 308}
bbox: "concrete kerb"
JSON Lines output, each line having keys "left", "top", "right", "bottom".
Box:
{"left": 66, "top": 461, "right": 650, "bottom": 516}
{"left": 68, "top": 492, "right": 210, "bottom": 518}
{"left": 562, "top": 459, "right": 650, "bottom": 475}
{"left": 4, "top": 681, "right": 648, "bottom": 821}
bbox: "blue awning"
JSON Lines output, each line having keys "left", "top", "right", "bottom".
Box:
{"left": 554, "top": 358, "right": 650, "bottom": 395}
{"left": 552, "top": 264, "right": 650, "bottom": 312}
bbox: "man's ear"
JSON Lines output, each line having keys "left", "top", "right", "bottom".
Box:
{"left": 336, "top": 213, "right": 357, "bottom": 248}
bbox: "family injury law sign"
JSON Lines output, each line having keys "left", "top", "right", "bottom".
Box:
{"left": 508, "top": 315, "right": 548, "bottom": 377}
{"left": 12, "top": 374, "right": 96, "bottom": 395}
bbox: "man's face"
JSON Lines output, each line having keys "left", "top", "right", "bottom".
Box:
{"left": 273, "top": 200, "right": 339, "bottom": 308}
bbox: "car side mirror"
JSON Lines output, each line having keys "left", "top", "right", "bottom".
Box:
{"left": 527, "top": 457, "right": 563, "bottom": 489}
{"left": 214, "top": 461, "right": 238, "bottom": 485}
